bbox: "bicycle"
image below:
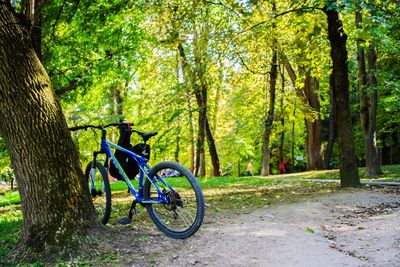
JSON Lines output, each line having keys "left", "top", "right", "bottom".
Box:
{"left": 69, "top": 122, "right": 205, "bottom": 239}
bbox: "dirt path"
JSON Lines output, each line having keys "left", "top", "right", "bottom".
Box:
{"left": 112, "top": 187, "right": 400, "bottom": 267}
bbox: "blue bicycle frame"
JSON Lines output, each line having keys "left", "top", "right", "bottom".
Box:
{"left": 99, "top": 136, "right": 174, "bottom": 204}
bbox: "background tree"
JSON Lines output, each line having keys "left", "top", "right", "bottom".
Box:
{"left": 324, "top": 0, "right": 360, "bottom": 186}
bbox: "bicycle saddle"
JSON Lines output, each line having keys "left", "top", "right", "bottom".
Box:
{"left": 139, "top": 131, "right": 158, "bottom": 142}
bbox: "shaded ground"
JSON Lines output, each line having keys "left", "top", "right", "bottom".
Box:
{"left": 104, "top": 187, "right": 400, "bottom": 267}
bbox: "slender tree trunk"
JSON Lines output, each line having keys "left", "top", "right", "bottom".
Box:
{"left": 355, "top": 7, "right": 382, "bottom": 176}
{"left": 303, "top": 73, "right": 324, "bottom": 170}
{"left": 291, "top": 102, "right": 296, "bottom": 172}
{"left": 194, "top": 49, "right": 221, "bottom": 176}
{"left": 0, "top": 4, "right": 98, "bottom": 262}
{"left": 282, "top": 54, "right": 324, "bottom": 170}
{"left": 261, "top": 47, "right": 278, "bottom": 176}
{"left": 178, "top": 44, "right": 196, "bottom": 173}
{"left": 22, "top": 0, "right": 42, "bottom": 60}
{"left": 366, "top": 44, "right": 382, "bottom": 175}
{"left": 175, "top": 120, "right": 181, "bottom": 163}
{"left": 279, "top": 66, "right": 285, "bottom": 164}
{"left": 324, "top": 3, "right": 360, "bottom": 187}
{"left": 178, "top": 43, "right": 211, "bottom": 176}
{"left": 187, "top": 94, "right": 196, "bottom": 173}
{"left": 194, "top": 88, "right": 207, "bottom": 176}
{"left": 205, "top": 116, "right": 221, "bottom": 176}
{"left": 324, "top": 75, "right": 336, "bottom": 169}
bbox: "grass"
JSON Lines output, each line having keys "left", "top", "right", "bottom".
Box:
{"left": 265, "top": 164, "right": 400, "bottom": 181}
{"left": 0, "top": 164, "right": 399, "bottom": 265}
{"left": 0, "top": 206, "right": 22, "bottom": 263}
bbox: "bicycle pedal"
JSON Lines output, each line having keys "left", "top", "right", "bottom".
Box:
{"left": 118, "top": 217, "right": 132, "bottom": 225}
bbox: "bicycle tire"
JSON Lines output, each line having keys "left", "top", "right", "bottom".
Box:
{"left": 143, "top": 161, "right": 205, "bottom": 239}
{"left": 84, "top": 161, "right": 111, "bottom": 225}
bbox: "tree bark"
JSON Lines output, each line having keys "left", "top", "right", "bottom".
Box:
{"left": 303, "top": 72, "right": 324, "bottom": 170}
{"left": 0, "top": 3, "right": 98, "bottom": 262}
{"left": 195, "top": 53, "right": 221, "bottom": 177}
{"left": 324, "top": 75, "right": 336, "bottom": 169}
{"left": 205, "top": 116, "right": 221, "bottom": 176}
{"left": 324, "top": 3, "right": 360, "bottom": 187}
{"left": 261, "top": 47, "right": 278, "bottom": 176}
{"left": 356, "top": 7, "right": 382, "bottom": 176}
{"left": 366, "top": 44, "right": 382, "bottom": 176}
{"left": 279, "top": 66, "right": 285, "bottom": 164}
{"left": 177, "top": 43, "right": 206, "bottom": 176}
{"left": 22, "top": 0, "right": 42, "bottom": 60}
{"left": 282, "top": 55, "right": 324, "bottom": 170}
{"left": 187, "top": 92, "right": 196, "bottom": 173}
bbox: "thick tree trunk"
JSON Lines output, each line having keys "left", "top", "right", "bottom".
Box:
{"left": 261, "top": 48, "right": 278, "bottom": 176}
{"left": 325, "top": 3, "right": 360, "bottom": 187}
{"left": 303, "top": 73, "right": 324, "bottom": 170}
{"left": 0, "top": 4, "right": 98, "bottom": 262}
{"left": 324, "top": 75, "right": 336, "bottom": 169}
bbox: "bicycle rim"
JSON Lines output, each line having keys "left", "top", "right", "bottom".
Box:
{"left": 85, "top": 161, "right": 111, "bottom": 225}
{"left": 144, "top": 161, "right": 204, "bottom": 238}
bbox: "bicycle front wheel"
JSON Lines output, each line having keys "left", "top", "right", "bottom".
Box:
{"left": 144, "top": 161, "right": 205, "bottom": 239}
{"left": 84, "top": 161, "right": 111, "bottom": 225}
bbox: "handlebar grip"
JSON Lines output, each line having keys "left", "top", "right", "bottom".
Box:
{"left": 69, "top": 126, "right": 85, "bottom": 131}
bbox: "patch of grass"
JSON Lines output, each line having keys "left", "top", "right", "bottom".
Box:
{"left": 273, "top": 164, "right": 400, "bottom": 181}
{"left": 0, "top": 206, "right": 22, "bottom": 264}
{"left": 203, "top": 180, "right": 340, "bottom": 212}
{"left": 0, "top": 191, "right": 20, "bottom": 207}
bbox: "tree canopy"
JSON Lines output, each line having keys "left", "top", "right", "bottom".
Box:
{"left": 1, "top": 0, "right": 399, "bottom": 185}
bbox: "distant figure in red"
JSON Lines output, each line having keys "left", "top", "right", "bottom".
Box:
{"left": 279, "top": 162, "right": 286, "bottom": 174}
{"left": 279, "top": 160, "right": 289, "bottom": 174}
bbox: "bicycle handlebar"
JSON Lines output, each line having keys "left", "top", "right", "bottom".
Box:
{"left": 69, "top": 122, "right": 158, "bottom": 142}
{"left": 69, "top": 122, "right": 133, "bottom": 132}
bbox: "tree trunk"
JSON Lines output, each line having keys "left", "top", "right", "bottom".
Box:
{"left": 303, "top": 73, "right": 324, "bottom": 170}
{"left": 324, "top": 75, "right": 336, "bottom": 169}
{"left": 22, "top": 0, "right": 42, "bottom": 60}
{"left": 194, "top": 88, "right": 207, "bottom": 176}
{"left": 0, "top": 4, "right": 98, "bottom": 262}
{"left": 205, "top": 116, "right": 221, "bottom": 176}
{"left": 279, "top": 67, "right": 285, "bottom": 164}
{"left": 261, "top": 47, "right": 278, "bottom": 176}
{"left": 324, "top": 3, "right": 360, "bottom": 187}
{"left": 366, "top": 44, "right": 382, "bottom": 176}
{"left": 355, "top": 7, "right": 382, "bottom": 176}
{"left": 178, "top": 43, "right": 208, "bottom": 176}
{"left": 175, "top": 121, "right": 181, "bottom": 163}
{"left": 195, "top": 51, "right": 221, "bottom": 177}
{"left": 187, "top": 93, "right": 196, "bottom": 173}
{"left": 282, "top": 55, "right": 324, "bottom": 170}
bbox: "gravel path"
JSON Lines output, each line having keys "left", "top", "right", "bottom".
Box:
{"left": 126, "top": 188, "right": 400, "bottom": 267}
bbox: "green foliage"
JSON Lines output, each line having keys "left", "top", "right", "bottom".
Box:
{"left": 2, "top": 0, "right": 399, "bottom": 180}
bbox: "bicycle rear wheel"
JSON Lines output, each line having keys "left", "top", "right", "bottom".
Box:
{"left": 84, "top": 161, "right": 111, "bottom": 225}
{"left": 143, "top": 161, "right": 205, "bottom": 239}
